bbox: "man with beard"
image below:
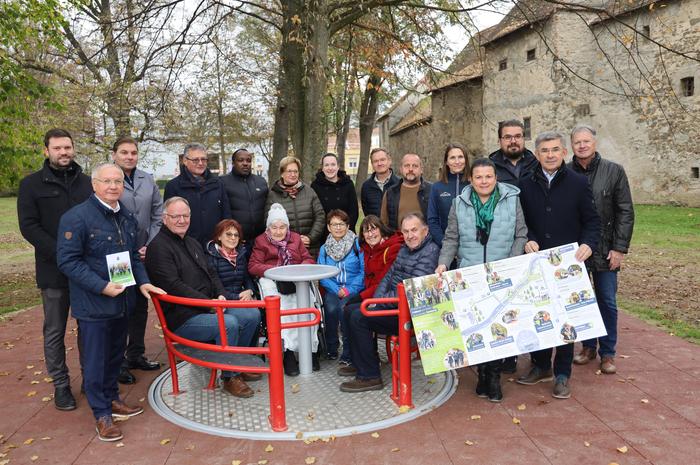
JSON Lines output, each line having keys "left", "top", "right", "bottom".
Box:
{"left": 488, "top": 120, "right": 539, "bottom": 187}
{"left": 380, "top": 154, "right": 432, "bottom": 231}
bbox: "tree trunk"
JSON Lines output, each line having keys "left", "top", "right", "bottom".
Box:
{"left": 215, "top": 49, "right": 227, "bottom": 174}
{"left": 356, "top": 73, "right": 381, "bottom": 190}
{"left": 335, "top": 61, "right": 355, "bottom": 170}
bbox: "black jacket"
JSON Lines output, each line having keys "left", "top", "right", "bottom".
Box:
{"left": 17, "top": 160, "right": 93, "bottom": 289}
{"left": 310, "top": 170, "right": 359, "bottom": 232}
{"left": 519, "top": 164, "right": 600, "bottom": 252}
{"left": 569, "top": 153, "right": 635, "bottom": 271}
{"left": 360, "top": 170, "right": 400, "bottom": 218}
{"left": 145, "top": 226, "right": 226, "bottom": 331}
{"left": 382, "top": 178, "right": 432, "bottom": 231}
{"left": 163, "top": 166, "right": 231, "bottom": 246}
{"left": 488, "top": 149, "right": 539, "bottom": 187}
{"left": 220, "top": 169, "right": 269, "bottom": 242}
{"left": 375, "top": 234, "right": 440, "bottom": 299}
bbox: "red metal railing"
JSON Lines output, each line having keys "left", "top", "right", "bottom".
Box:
{"left": 151, "top": 293, "right": 320, "bottom": 432}
{"left": 360, "top": 283, "right": 414, "bottom": 409}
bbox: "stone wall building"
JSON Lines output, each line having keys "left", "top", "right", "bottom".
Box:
{"left": 380, "top": 0, "right": 700, "bottom": 206}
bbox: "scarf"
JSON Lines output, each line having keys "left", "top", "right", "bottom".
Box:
{"left": 278, "top": 180, "right": 302, "bottom": 199}
{"left": 266, "top": 229, "right": 293, "bottom": 266}
{"left": 324, "top": 230, "right": 356, "bottom": 262}
{"left": 215, "top": 243, "right": 238, "bottom": 268}
{"left": 470, "top": 187, "right": 500, "bottom": 236}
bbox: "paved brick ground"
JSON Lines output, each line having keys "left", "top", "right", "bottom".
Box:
{"left": 0, "top": 306, "right": 698, "bottom": 465}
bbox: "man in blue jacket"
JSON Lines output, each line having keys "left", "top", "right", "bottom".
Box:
{"left": 516, "top": 132, "right": 600, "bottom": 400}
{"left": 339, "top": 212, "right": 439, "bottom": 393}
{"left": 360, "top": 148, "right": 399, "bottom": 218}
{"left": 164, "top": 143, "right": 231, "bottom": 245}
{"left": 57, "top": 163, "right": 164, "bottom": 442}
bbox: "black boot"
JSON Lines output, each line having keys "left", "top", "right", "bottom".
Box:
{"left": 475, "top": 364, "right": 488, "bottom": 398}
{"left": 312, "top": 351, "right": 320, "bottom": 371}
{"left": 283, "top": 350, "right": 299, "bottom": 377}
{"left": 487, "top": 362, "right": 503, "bottom": 403}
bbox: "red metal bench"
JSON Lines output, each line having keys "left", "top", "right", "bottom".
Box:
{"left": 150, "top": 293, "right": 320, "bottom": 432}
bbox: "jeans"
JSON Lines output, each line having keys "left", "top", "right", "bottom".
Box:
{"left": 323, "top": 292, "right": 352, "bottom": 361}
{"left": 174, "top": 308, "right": 260, "bottom": 377}
{"left": 531, "top": 343, "right": 574, "bottom": 378}
{"left": 41, "top": 288, "right": 72, "bottom": 388}
{"left": 346, "top": 303, "right": 397, "bottom": 380}
{"left": 583, "top": 271, "right": 619, "bottom": 357}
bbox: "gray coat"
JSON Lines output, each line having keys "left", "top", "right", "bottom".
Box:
{"left": 120, "top": 168, "right": 163, "bottom": 248}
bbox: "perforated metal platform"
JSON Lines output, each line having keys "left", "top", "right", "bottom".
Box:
{"left": 148, "top": 355, "right": 457, "bottom": 440}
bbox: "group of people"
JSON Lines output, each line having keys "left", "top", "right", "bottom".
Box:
{"left": 17, "top": 118, "right": 634, "bottom": 441}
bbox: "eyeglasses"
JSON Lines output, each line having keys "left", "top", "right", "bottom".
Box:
{"left": 94, "top": 179, "right": 124, "bottom": 186}
{"left": 165, "top": 213, "right": 191, "bottom": 220}
{"left": 185, "top": 157, "right": 208, "bottom": 164}
{"left": 224, "top": 231, "right": 239, "bottom": 238}
{"left": 284, "top": 169, "right": 299, "bottom": 175}
{"left": 501, "top": 134, "right": 524, "bottom": 141}
{"left": 329, "top": 222, "right": 347, "bottom": 229}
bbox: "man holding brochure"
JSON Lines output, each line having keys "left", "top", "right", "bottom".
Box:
{"left": 57, "top": 163, "right": 164, "bottom": 442}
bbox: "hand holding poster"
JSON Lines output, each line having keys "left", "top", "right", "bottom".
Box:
{"left": 403, "top": 243, "right": 607, "bottom": 375}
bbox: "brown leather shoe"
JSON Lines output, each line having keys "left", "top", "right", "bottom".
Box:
{"left": 96, "top": 415, "right": 123, "bottom": 442}
{"left": 111, "top": 400, "right": 144, "bottom": 419}
{"left": 241, "top": 372, "right": 263, "bottom": 382}
{"left": 573, "top": 346, "right": 597, "bottom": 365}
{"left": 339, "top": 377, "right": 384, "bottom": 393}
{"left": 600, "top": 356, "right": 617, "bottom": 374}
{"left": 223, "top": 376, "right": 254, "bottom": 398}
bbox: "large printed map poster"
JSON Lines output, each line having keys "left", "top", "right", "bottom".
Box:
{"left": 403, "top": 243, "right": 607, "bottom": 375}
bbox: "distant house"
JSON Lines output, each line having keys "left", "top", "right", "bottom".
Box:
{"left": 326, "top": 128, "right": 380, "bottom": 177}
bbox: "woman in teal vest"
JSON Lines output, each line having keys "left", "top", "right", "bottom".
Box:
{"left": 436, "top": 158, "right": 528, "bottom": 402}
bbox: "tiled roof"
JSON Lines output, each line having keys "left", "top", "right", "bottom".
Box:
{"left": 388, "top": 96, "right": 432, "bottom": 136}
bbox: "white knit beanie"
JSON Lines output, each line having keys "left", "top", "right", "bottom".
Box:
{"left": 266, "top": 203, "right": 290, "bottom": 228}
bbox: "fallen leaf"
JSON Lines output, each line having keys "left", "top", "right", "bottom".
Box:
{"left": 507, "top": 377, "right": 514, "bottom": 382}
{"left": 33, "top": 371, "right": 42, "bottom": 375}
{"left": 305, "top": 458, "right": 316, "bottom": 464}
{"left": 258, "top": 460, "right": 268, "bottom": 465}
{"left": 617, "top": 445, "right": 628, "bottom": 453}
{"left": 0, "top": 372, "right": 9, "bottom": 376}
{"left": 40, "top": 437, "right": 51, "bottom": 441}
{"left": 139, "top": 397, "right": 145, "bottom": 402}
{"left": 464, "top": 440, "right": 475, "bottom": 446}
{"left": 24, "top": 438, "right": 34, "bottom": 445}
{"left": 41, "top": 397, "right": 51, "bottom": 402}
{"left": 0, "top": 459, "right": 8, "bottom": 465}
{"left": 30, "top": 456, "right": 39, "bottom": 462}
{"left": 30, "top": 381, "right": 39, "bottom": 385}
{"left": 231, "top": 461, "right": 242, "bottom": 465}
{"left": 306, "top": 411, "right": 315, "bottom": 421}
{"left": 616, "top": 379, "right": 626, "bottom": 383}
{"left": 26, "top": 365, "right": 34, "bottom": 369}
{"left": 291, "top": 383, "right": 300, "bottom": 394}
{"left": 398, "top": 405, "right": 411, "bottom": 413}
{"left": 619, "top": 355, "right": 630, "bottom": 359}
{"left": 641, "top": 399, "right": 649, "bottom": 404}
{"left": 264, "top": 444, "right": 274, "bottom": 452}
{"left": 160, "top": 438, "right": 171, "bottom": 445}
{"left": 627, "top": 376, "right": 636, "bottom": 381}
{"left": 27, "top": 391, "right": 37, "bottom": 397}
{"left": 583, "top": 440, "right": 591, "bottom": 447}
{"left": 295, "top": 432, "right": 303, "bottom": 439}
{"left": 184, "top": 445, "right": 195, "bottom": 451}
{"left": 371, "top": 432, "right": 380, "bottom": 438}
{"left": 391, "top": 447, "right": 400, "bottom": 452}
{"left": 609, "top": 463, "right": 620, "bottom": 465}
{"left": 116, "top": 442, "right": 125, "bottom": 448}
{"left": 321, "top": 437, "right": 330, "bottom": 443}
{"left": 517, "top": 403, "right": 526, "bottom": 411}
{"left": 512, "top": 417, "right": 521, "bottom": 425}
{"left": 470, "top": 415, "right": 481, "bottom": 420}
{"left": 43, "top": 378, "right": 53, "bottom": 383}
{"left": 595, "top": 370, "right": 602, "bottom": 375}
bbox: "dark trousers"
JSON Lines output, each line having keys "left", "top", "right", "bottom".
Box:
{"left": 79, "top": 315, "right": 128, "bottom": 419}
{"left": 125, "top": 292, "right": 147, "bottom": 361}
{"left": 531, "top": 343, "right": 574, "bottom": 379}
{"left": 41, "top": 288, "right": 72, "bottom": 388}
{"left": 345, "top": 303, "right": 398, "bottom": 380}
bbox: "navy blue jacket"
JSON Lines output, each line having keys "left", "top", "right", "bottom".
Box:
{"left": 220, "top": 170, "right": 269, "bottom": 242}
{"left": 206, "top": 241, "right": 255, "bottom": 300}
{"left": 164, "top": 166, "right": 232, "bottom": 245}
{"left": 375, "top": 234, "right": 440, "bottom": 299}
{"left": 360, "top": 170, "right": 400, "bottom": 218}
{"left": 488, "top": 149, "right": 539, "bottom": 187}
{"left": 57, "top": 195, "right": 149, "bottom": 321}
{"left": 518, "top": 165, "right": 600, "bottom": 251}
{"left": 426, "top": 172, "right": 470, "bottom": 246}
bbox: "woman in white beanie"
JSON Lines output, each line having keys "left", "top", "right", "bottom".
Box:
{"left": 248, "top": 203, "right": 318, "bottom": 376}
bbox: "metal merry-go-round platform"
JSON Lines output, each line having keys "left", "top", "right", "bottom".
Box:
{"left": 148, "top": 354, "right": 458, "bottom": 440}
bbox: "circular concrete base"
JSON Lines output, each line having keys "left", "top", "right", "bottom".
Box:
{"left": 148, "top": 356, "right": 457, "bottom": 440}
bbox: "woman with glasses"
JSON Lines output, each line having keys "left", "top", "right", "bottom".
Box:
{"left": 316, "top": 210, "right": 364, "bottom": 364}
{"left": 427, "top": 143, "right": 470, "bottom": 247}
{"left": 266, "top": 156, "right": 326, "bottom": 257}
{"left": 311, "top": 153, "right": 359, "bottom": 239}
{"left": 435, "top": 158, "right": 528, "bottom": 403}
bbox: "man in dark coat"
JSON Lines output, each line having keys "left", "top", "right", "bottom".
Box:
{"left": 164, "top": 143, "right": 231, "bottom": 245}
{"left": 516, "top": 131, "right": 600, "bottom": 400}
{"left": 220, "top": 148, "right": 268, "bottom": 247}
{"left": 488, "top": 119, "right": 539, "bottom": 187}
{"left": 380, "top": 153, "right": 432, "bottom": 231}
{"left": 361, "top": 148, "right": 399, "bottom": 218}
{"left": 57, "top": 163, "right": 163, "bottom": 441}
{"left": 569, "top": 125, "right": 634, "bottom": 375}
{"left": 17, "top": 128, "right": 93, "bottom": 411}
{"left": 340, "top": 213, "right": 439, "bottom": 392}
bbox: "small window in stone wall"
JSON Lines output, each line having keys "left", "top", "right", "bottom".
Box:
{"left": 692, "top": 167, "right": 699, "bottom": 179}
{"left": 681, "top": 77, "right": 694, "bottom": 97}
{"left": 499, "top": 59, "right": 508, "bottom": 71}
{"left": 527, "top": 48, "right": 536, "bottom": 61}
{"left": 642, "top": 25, "right": 650, "bottom": 37}
{"left": 523, "top": 117, "right": 532, "bottom": 140}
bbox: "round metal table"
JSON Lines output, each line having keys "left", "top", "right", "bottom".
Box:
{"left": 264, "top": 264, "right": 339, "bottom": 375}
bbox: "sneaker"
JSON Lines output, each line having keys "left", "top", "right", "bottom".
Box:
{"left": 337, "top": 365, "right": 357, "bottom": 377}
{"left": 573, "top": 346, "right": 597, "bottom": 365}
{"left": 552, "top": 376, "right": 571, "bottom": 399}
{"left": 338, "top": 359, "right": 352, "bottom": 368}
{"left": 516, "top": 366, "right": 553, "bottom": 385}
{"left": 54, "top": 386, "right": 77, "bottom": 411}
{"left": 600, "top": 356, "right": 617, "bottom": 374}
{"left": 111, "top": 400, "right": 144, "bottom": 419}
{"left": 96, "top": 415, "right": 123, "bottom": 442}
{"left": 339, "top": 377, "right": 384, "bottom": 393}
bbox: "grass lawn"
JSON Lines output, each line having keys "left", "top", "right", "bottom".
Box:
{"left": 631, "top": 204, "right": 700, "bottom": 250}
